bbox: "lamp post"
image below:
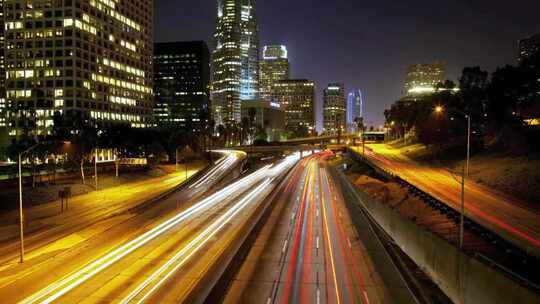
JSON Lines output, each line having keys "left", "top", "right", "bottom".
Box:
{"left": 435, "top": 105, "right": 471, "bottom": 249}
{"left": 17, "top": 143, "right": 40, "bottom": 263}
{"left": 94, "top": 148, "right": 98, "bottom": 191}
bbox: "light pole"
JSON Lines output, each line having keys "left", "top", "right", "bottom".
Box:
{"left": 175, "top": 148, "right": 179, "bottom": 172}
{"left": 94, "top": 148, "right": 98, "bottom": 191}
{"left": 435, "top": 106, "right": 471, "bottom": 249}
{"left": 18, "top": 143, "right": 40, "bottom": 263}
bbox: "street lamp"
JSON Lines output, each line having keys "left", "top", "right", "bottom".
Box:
{"left": 435, "top": 105, "right": 471, "bottom": 250}
{"left": 18, "top": 142, "right": 40, "bottom": 263}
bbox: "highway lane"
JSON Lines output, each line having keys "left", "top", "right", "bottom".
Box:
{"left": 0, "top": 151, "right": 244, "bottom": 295}
{"left": 225, "top": 151, "right": 391, "bottom": 304}
{"left": 354, "top": 144, "right": 540, "bottom": 256}
{"left": 3, "top": 153, "right": 299, "bottom": 303}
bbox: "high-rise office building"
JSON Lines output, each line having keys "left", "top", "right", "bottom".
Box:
{"left": 0, "top": 0, "right": 6, "bottom": 132}
{"left": 0, "top": 0, "right": 6, "bottom": 149}
{"left": 518, "top": 34, "right": 540, "bottom": 63}
{"left": 272, "top": 79, "right": 315, "bottom": 133}
{"left": 404, "top": 62, "right": 446, "bottom": 96}
{"left": 259, "top": 45, "right": 289, "bottom": 100}
{"left": 323, "top": 83, "right": 346, "bottom": 134}
{"left": 212, "top": 0, "right": 259, "bottom": 125}
{"left": 154, "top": 41, "right": 210, "bottom": 132}
{"left": 4, "top": 0, "right": 154, "bottom": 137}
{"left": 347, "top": 89, "right": 363, "bottom": 132}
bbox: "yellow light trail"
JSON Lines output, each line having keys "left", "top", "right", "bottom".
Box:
{"left": 20, "top": 151, "right": 301, "bottom": 304}
{"left": 20, "top": 163, "right": 272, "bottom": 304}
{"left": 320, "top": 167, "right": 341, "bottom": 304}
{"left": 122, "top": 178, "right": 273, "bottom": 304}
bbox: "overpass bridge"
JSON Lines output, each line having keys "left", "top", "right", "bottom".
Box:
{"left": 280, "top": 131, "right": 386, "bottom": 145}
{"left": 227, "top": 132, "right": 385, "bottom": 154}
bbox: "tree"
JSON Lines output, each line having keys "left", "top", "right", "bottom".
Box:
{"left": 241, "top": 116, "right": 250, "bottom": 145}
{"left": 74, "top": 115, "right": 97, "bottom": 184}
{"left": 216, "top": 124, "right": 226, "bottom": 147}
{"left": 460, "top": 67, "right": 489, "bottom": 134}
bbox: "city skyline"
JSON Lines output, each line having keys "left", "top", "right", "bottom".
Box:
{"left": 155, "top": 0, "right": 540, "bottom": 127}
{"left": 0, "top": 1, "right": 538, "bottom": 303}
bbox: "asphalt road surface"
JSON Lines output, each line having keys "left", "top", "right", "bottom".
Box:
{"left": 225, "top": 151, "right": 397, "bottom": 304}
{"left": 0, "top": 153, "right": 299, "bottom": 303}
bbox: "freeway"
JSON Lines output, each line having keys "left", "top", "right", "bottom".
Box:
{"left": 0, "top": 151, "right": 243, "bottom": 294}
{"left": 353, "top": 143, "right": 540, "bottom": 256}
{"left": 0, "top": 152, "right": 299, "bottom": 303}
{"left": 225, "top": 151, "right": 395, "bottom": 303}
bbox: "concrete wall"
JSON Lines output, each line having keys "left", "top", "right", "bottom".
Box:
{"left": 335, "top": 169, "right": 540, "bottom": 304}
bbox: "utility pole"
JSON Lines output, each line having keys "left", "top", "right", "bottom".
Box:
{"left": 362, "top": 127, "right": 366, "bottom": 156}
{"left": 17, "top": 142, "right": 40, "bottom": 263}
{"left": 18, "top": 153, "right": 24, "bottom": 263}
{"left": 176, "top": 148, "right": 179, "bottom": 172}
{"left": 466, "top": 115, "right": 471, "bottom": 177}
{"left": 94, "top": 148, "right": 98, "bottom": 190}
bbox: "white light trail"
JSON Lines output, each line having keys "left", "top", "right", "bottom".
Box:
{"left": 122, "top": 179, "right": 273, "bottom": 304}
{"left": 20, "top": 163, "right": 270, "bottom": 304}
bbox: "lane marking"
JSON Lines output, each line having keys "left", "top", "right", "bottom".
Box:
{"left": 282, "top": 240, "right": 288, "bottom": 253}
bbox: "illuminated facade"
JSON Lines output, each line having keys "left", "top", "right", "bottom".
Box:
{"left": 518, "top": 34, "right": 540, "bottom": 63}
{"left": 323, "top": 83, "right": 346, "bottom": 134}
{"left": 347, "top": 89, "right": 363, "bottom": 133}
{"left": 154, "top": 41, "right": 210, "bottom": 132}
{"left": 272, "top": 79, "right": 315, "bottom": 132}
{"left": 4, "top": 0, "right": 154, "bottom": 137}
{"left": 259, "top": 45, "right": 289, "bottom": 100}
{"left": 404, "top": 62, "right": 446, "bottom": 96}
{"left": 0, "top": 0, "right": 6, "bottom": 135}
{"left": 212, "top": 0, "right": 259, "bottom": 125}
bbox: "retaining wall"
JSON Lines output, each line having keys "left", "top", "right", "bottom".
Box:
{"left": 335, "top": 168, "right": 540, "bottom": 304}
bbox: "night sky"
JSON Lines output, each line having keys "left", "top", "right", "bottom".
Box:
{"left": 155, "top": 0, "right": 540, "bottom": 129}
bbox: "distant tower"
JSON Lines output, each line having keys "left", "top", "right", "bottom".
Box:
{"left": 212, "top": 0, "right": 260, "bottom": 125}
{"left": 347, "top": 90, "right": 364, "bottom": 132}
{"left": 259, "top": 45, "right": 290, "bottom": 101}
{"left": 404, "top": 62, "right": 446, "bottom": 96}
{"left": 323, "top": 83, "right": 346, "bottom": 134}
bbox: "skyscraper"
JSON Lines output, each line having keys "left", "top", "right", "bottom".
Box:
{"left": 518, "top": 34, "right": 540, "bottom": 63}
{"left": 323, "top": 83, "right": 346, "bottom": 134}
{"left": 0, "top": 0, "right": 6, "bottom": 148}
{"left": 404, "top": 62, "right": 446, "bottom": 96}
{"left": 154, "top": 41, "right": 210, "bottom": 132}
{"left": 4, "top": 0, "right": 154, "bottom": 137}
{"left": 212, "top": 0, "right": 259, "bottom": 125}
{"left": 272, "top": 79, "right": 315, "bottom": 134}
{"left": 0, "top": 0, "right": 6, "bottom": 131}
{"left": 347, "top": 89, "right": 363, "bottom": 132}
{"left": 259, "top": 45, "right": 289, "bottom": 100}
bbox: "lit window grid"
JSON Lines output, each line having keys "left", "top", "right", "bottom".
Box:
{"left": 3, "top": 0, "right": 153, "bottom": 134}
